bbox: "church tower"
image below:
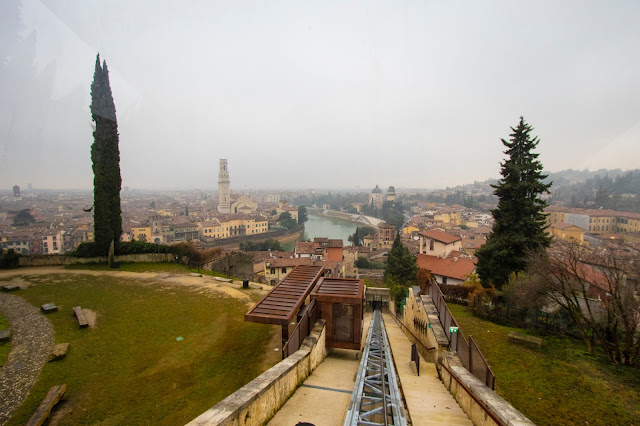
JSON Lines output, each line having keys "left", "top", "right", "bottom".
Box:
{"left": 218, "top": 159, "right": 231, "bottom": 214}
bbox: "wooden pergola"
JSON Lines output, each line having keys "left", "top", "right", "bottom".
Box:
{"left": 245, "top": 265, "right": 325, "bottom": 344}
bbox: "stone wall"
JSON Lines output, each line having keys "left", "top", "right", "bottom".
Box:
{"left": 399, "top": 288, "right": 534, "bottom": 425}
{"left": 18, "top": 253, "right": 175, "bottom": 267}
{"left": 400, "top": 288, "right": 449, "bottom": 363}
{"left": 208, "top": 253, "right": 255, "bottom": 280}
{"left": 187, "top": 320, "right": 328, "bottom": 426}
{"left": 440, "top": 352, "right": 534, "bottom": 426}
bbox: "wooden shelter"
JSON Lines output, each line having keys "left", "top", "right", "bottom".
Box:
{"left": 245, "top": 265, "right": 324, "bottom": 345}
{"left": 311, "top": 277, "right": 365, "bottom": 350}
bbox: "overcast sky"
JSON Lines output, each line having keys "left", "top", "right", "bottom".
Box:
{"left": 1, "top": 0, "right": 639, "bottom": 191}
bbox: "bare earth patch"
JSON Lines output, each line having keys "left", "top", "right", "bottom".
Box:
{"left": 82, "top": 309, "right": 98, "bottom": 328}
{"left": 0, "top": 267, "right": 267, "bottom": 304}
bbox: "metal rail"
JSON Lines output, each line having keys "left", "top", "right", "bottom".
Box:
{"left": 344, "top": 310, "right": 407, "bottom": 426}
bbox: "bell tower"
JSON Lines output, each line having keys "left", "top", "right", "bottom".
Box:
{"left": 218, "top": 159, "right": 231, "bottom": 214}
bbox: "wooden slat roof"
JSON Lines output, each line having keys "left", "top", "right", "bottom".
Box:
{"left": 311, "top": 277, "right": 364, "bottom": 303}
{"left": 244, "top": 265, "right": 325, "bottom": 326}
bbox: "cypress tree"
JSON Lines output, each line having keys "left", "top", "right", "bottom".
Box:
{"left": 90, "top": 54, "right": 122, "bottom": 256}
{"left": 476, "top": 117, "right": 551, "bottom": 288}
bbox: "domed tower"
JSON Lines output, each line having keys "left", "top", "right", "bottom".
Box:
{"left": 369, "top": 185, "right": 385, "bottom": 208}
{"left": 386, "top": 186, "right": 396, "bottom": 202}
{"left": 217, "top": 159, "right": 231, "bottom": 214}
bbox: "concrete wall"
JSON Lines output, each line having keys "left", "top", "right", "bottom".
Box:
{"left": 18, "top": 253, "right": 175, "bottom": 266}
{"left": 188, "top": 320, "right": 328, "bottom": 426}
{"left": 440, "top": 352, "right": 533, "bottom": 426}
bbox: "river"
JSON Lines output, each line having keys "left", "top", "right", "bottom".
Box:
{"left": 283, "top": 213, "right": 358, "bottom": 250}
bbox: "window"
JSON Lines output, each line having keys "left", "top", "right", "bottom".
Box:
{"left": 282, "top": 267, "right": 287, "bottom": 273}
{"left": 429, "top": 239, "right": 434, "bottom": 251}
{"left": 270, "top": 268, "right": 276, "bottom": 274}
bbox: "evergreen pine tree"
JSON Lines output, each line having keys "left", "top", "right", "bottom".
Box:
{"left": 90, "top": 54, "right": 122, "bottom": 256}
{"left": 476, "top": 117, "right": 551, "bottom": 288}
{"left": 384, "top": 233, "right": 417, "bottom": 285}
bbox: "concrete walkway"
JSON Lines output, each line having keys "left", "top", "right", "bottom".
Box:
{"left": 268, "top": 313, "right": 372, "bottom": 426}
{"left": 382, "top": 312, "right": 471, "bottom": 426}
{"left": 266, "top": 348, "right": 361, "bottom": 426}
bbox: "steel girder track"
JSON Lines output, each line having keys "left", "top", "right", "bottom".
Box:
{"left": 344, "top": 309, "right": 407, "bottom": 426}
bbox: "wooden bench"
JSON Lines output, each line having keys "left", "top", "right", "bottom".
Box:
{"left": 73, "top": 306, "right": 89, "bottom": 328}
{"left": 26, "top": 384, "right": 66, "bottom": 426}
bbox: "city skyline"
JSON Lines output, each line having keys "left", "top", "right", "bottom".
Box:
{"left": 2, "top": 1, "right": 640, "bottom": 190}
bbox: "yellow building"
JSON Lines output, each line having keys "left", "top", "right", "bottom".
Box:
{"left": 402, "top": 224, "right": 419, "bottom": 235}
{"left": 131, "top": 226, "right": 152, "bottom": 242}
{"left": 433, "top": 213, "right": 451, "bottom": 224}
{"left": 200, "top": 215, "right": 269, "bottom": 240}
{"left": 548, "top": 223, "right": 585, "bottom": 244}
{"left": 449, "top": 211, "right": 462, "bottom": 226}
{"left": 546, "top": 207, "right": 640, "bottom": 235}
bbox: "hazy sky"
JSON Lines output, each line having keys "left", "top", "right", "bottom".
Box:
{"left": 1, "top": 0, "right": 639, "bottom": 191}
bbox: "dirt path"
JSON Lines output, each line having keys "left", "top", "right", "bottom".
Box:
{"left": 0, "top": 267, "right": 267, "bottom": 303}
{"left": 0, "top": 294, "right": 55, "bottom": 425}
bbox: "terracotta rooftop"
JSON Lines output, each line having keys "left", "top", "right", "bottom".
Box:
{"left": 295, "top": 242, "right": 315, "bottom": 254}
{"left": 265, "top": 257, "right": 314, "bottom": 268}
{"left": 547, "top": 206, "right": 640, "bottom": 220}
{"left": 418, "top": 230, "right": 462, "bottom": 244}
{"left": 417, "top": 254, "right": 476, "bottom": 281}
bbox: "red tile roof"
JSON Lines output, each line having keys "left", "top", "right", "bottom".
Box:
{"left": 295, "top": 242, "right": 315, "bottom": 254}
{"left": 417, "top": 254, "right": 476, "bottom": 280}
{"left": 265, "top": 257, "right": 314, "bottom": 267}
{"left": 418, "top": 230, "right": 462, "bottom": 244}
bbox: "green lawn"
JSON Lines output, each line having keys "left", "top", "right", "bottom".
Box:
{"left": 0, "top": 313, "right": 9, "bottom": 367}
{"left": 2, "top": 272, "right": 279, "bottom": 425}
{"left": 448, "top": 304, "right": 640, "bottom": 426}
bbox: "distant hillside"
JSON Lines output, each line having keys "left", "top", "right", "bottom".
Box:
{"left": 548, "top": 169, "right": 640, "bottom": 213}
{"left": 544, "top": 168, "right": 629, "bottom": 188}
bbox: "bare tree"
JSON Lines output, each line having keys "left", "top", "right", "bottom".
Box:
{"left": 527, "top": 240, "right": 640, "bottom": 364}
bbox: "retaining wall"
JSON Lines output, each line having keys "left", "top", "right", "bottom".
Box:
{"left": 400, "top": 288, "right": 449, "bottom": 363}
{"left": 18, "top": 253, "right": 175, "bottom": 267}
{"left": 187, "top": 320, "right": 328, "bottom": 426}
{"left": 440, "top": 352, "right": 534, "bottom": 426}
{"left": 399, "top": 289, "right": 534, "bottom": 425}
{"left": 208, "top": 253, "right": 255, "bottom": 280}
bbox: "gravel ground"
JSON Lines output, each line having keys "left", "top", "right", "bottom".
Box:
{"left": 0, "top": 294, "right": 55, "bottom": 425}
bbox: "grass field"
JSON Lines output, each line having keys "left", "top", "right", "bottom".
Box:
{"left": 0, "top": 313, "right": 9, "bottom": 367}
{"left": 448, "top": 304, "right": 640, "bottom": 426}
{"left": 1, "top": 271, "right": 279, "bottom": 425}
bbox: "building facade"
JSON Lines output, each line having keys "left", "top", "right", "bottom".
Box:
{"left": 218, "top": 159, "right": 231, "bottom": 214}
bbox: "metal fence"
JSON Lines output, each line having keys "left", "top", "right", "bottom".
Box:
{"left": 428, "top": 284, "right": 495, "bottom": 390}
{"left": 282, "top": 299, "right": 318, "bottom": 358}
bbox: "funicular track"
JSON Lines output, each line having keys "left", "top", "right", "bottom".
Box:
{"left": 344, "top": 309, "right": 407, "bottom": 426}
